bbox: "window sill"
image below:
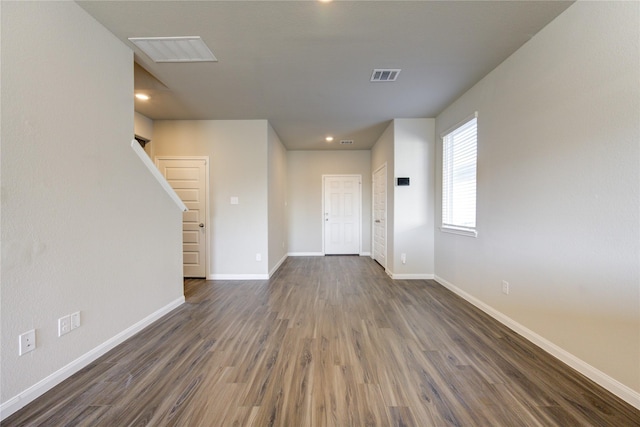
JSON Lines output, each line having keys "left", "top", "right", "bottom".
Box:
{"left": 440, "top": 225, "right": 477, "bottom": 238}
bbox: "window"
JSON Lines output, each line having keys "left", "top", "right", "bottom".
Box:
{"left": 441, "top": 113, "right": 477, "bottom": 237}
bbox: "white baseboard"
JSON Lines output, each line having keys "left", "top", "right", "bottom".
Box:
{"left": 206, "top": 256, "right": 287, "bottom": 281}
{"left": 288, "top": 252, "right": 372, "bottom": 257}
{"left": 269, "top": 254, "right": 288, "bottom": 277}
{"left": 207, "top": 274, "right": 269, "bottom": 280}
{"left": 434, "top": 275, "right": 640, "bottom": 410}
{"left": 0, "top": 296, "right": 185, "bottom": 421}
{"left": 391, "top": 273, "right": 435, "bottom": 280}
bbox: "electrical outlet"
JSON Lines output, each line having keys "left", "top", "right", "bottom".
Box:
{"left": 58, "top": 315, "right": 71, "bottom": 336}
{"left": 401, "top": 253, "right": 406, "bottom": 264}
{"left": 256, "top": 253, "right": 262, "bottom": 262}
{"left": 19, "top": 330, "right": 36, "bottom": 355}
{"left": 71, "top": 312, "right": 81, "bottom": 330}
{"left": 502, "top": 280, "right": 510, "bottom": 295}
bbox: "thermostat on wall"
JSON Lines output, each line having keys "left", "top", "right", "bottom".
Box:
{"left": 396, "top": 177, "right": 410, "bottom": 186}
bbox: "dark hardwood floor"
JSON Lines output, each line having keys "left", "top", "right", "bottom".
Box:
{"left": 3, "top": 256, "right": 639, "bottom": 426}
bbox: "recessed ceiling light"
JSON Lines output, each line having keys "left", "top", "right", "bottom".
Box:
{"left": 325, "top": 136, "right": 334, "bottom": 142}
{"left": 319, "top": 0, "right": 333, "bottom": 3}
{"left": 128, "top": 36, "right": 217, "bottom": 63}
{"left": 135, "top": 93, "right": 150, "bottom": 101}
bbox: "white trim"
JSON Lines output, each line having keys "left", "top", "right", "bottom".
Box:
{"left": 440, "top": 225, "right": 478, "bottom": 238}
{"left": 391, "top": 273, "right": 435, "bottom": 280}
{"left": 288, "top": 252, "right": 324, "bottom": 257}
{"left": 372, "top": 163, "right": 388, "bottom": 269}
{"left": 439, "top": 111, "right": 478, "bottom": 139}
{"left": 269, "top": 254, "right": 288, "bottom": 277}
{"left": 360, "top": 252, "right": 371, "bottom": 257}
{"left": 130, "top": 140, "right": 188, "bottom": 212}
{"left": 0, "top": 297, "right": 185, "bottom": 421}
{"left": 434, "top": 275, "right": 640, "bottom": 410}
{"left": 207, "top": 274, "right": 269, "bottom": 280}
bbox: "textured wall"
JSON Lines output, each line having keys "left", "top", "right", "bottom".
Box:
{"left": 268, "top": 124, "right": 288, "bottom": 273}
{"left": 393, "top": 119, "right": 435, "bottom": 277}
{"left": 371, "top": 122, "right": 396, "bottom": 269}
{"left": 435, "top": 1, "right": 640, "bottom": 394}
{"left": 287, "top": 150, "right": 371, "bottom": 255}
{"left": 1, "top": 1, "right": 183, "bottom": 408}
{"left": 371, "top": 119, "right": 435, "bottom": 278}
{"left": 153, "top": 120, "right": 270, "bottom": 277}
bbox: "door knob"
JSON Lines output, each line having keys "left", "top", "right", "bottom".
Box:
{"left": 199, "top": 223, "right": 204, "bottom": 228}
{"left": 375, "top": 220, "right": 381, "bottom": 223}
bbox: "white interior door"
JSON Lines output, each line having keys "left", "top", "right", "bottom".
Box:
{"left": 156, "top": 157, "right": 208, "bottom": 278}
{"left": 373, "top": 165, "right": 387, "bottom": 268}
{"left": 324, "top": 175, "right": 361, "bottom": 255}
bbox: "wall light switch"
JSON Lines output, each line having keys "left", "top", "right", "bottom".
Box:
{"left": 230, "top": 197, "right": 239, "bottom": 205}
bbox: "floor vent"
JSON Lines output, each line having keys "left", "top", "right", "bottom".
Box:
{"left": 370, "top": 69, "right": 401, "bottom": 82}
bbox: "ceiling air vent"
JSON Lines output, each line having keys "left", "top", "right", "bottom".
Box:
{"left": 340, "top": 140, "right": 354, "bottom": 145}
{"left": 370, "top": 69, "right": 401, "bottom": 82}
{"left": 128, "top": 36, "right": 217, "bottom": 63}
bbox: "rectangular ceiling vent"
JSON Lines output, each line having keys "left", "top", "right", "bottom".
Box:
{"left": 128, "top": 36, "right": 217, "bottom": 63}
{"left": 371, "top": 69, "right": 401, "bottom": 82}
{"left": 340, "top": 140, "right": 354, "bottom": 145}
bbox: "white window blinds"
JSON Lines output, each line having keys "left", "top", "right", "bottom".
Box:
{"left": 442, "top": 115, "right": 477, "bottom": 235}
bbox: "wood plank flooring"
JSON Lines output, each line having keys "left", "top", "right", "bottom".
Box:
{"left": 4, "top": 256, "right": 639, "bottom": 426}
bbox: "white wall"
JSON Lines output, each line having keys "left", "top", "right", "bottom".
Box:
{"left": 1, "top": 1, "right": 184, "bottom": 415}
{"left": 287, "top": 150, "right": 371, "bottom": 255}
{"left": 152, "top": 120, "right": 270, "bottom": 278}
{"left": 371, "top": 120, "right": 435, "bottom": 278}
{"left": 134, "top": 111, "right": 154, "bottom": 141}
{"left": 268, "top": 124, "right": 288, "bottom": 274}
{"left": 134, "top": 111, "right": 154, "bottom": 158}
{"left": 372, "top": 122, "right": 396, "bottom": 270}
{"left": 435, "top": 1, "right": 640, "bottom": 400}
{"left": 393, "top": 119, "right": 435, "bottom": 278}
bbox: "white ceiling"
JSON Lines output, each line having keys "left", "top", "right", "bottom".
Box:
{"left": 77, "top": 0, "right": 573, "bottom": 150}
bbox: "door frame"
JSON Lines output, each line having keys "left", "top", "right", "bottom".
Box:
{"left": 155, "top": 156, "right": 210, "bottom": 278}
{"left": 372, "top": 163, "right": 387, "bottom": 267}
{"left": 321, "top": 174, "right": 362, "bottom": 255}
